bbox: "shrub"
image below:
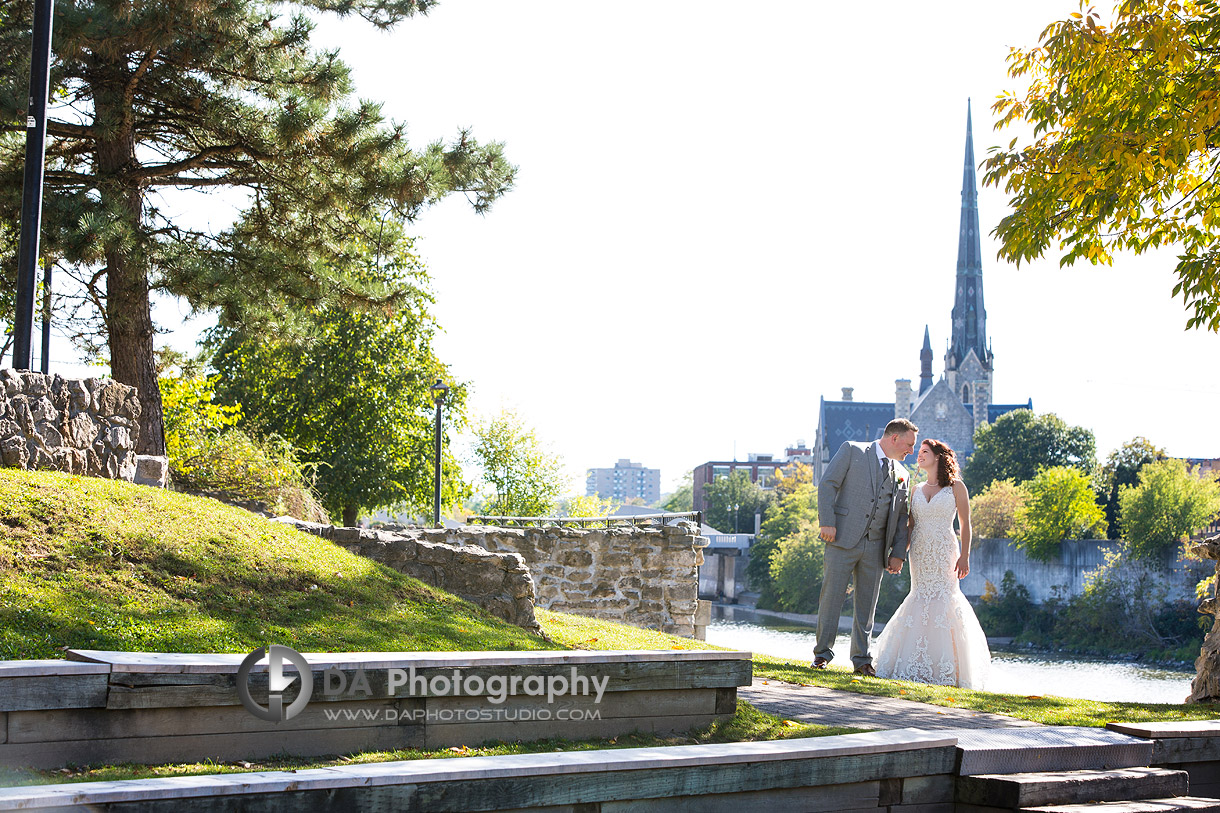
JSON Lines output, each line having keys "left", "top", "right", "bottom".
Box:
{"left": 768, "top": 526, "right": 824, "bottom": 613}
{"left": 1119, "top": 458, "right": 1220, "bottom": 562}
{"left": 159, "top": 376, "right": 326, "bottom": 522}
{"left": 974, "top": 570, "right": 1037, "bottom": 637}
{"left": 970, "top": 479, "right": 1029, "bottom": 539}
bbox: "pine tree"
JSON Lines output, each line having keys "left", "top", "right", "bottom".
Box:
{"left": 0, "top": 0, "right": 514, "bottom": 453}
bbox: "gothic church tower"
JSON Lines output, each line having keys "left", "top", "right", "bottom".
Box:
{"left": 943, "top": 100, "right": 994, "bottom": 433}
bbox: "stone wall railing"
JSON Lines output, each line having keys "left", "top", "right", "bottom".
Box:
{"left": 0, "top": 370, "right": 166, "bottom": 487}
{"left": 427, "top": 523, "right": 708, "bottom": 638}
{"left": 275, "top": 519, "right": 539, "bottom": 634}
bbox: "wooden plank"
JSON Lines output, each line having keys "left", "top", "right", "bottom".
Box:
{"left": 1154, "top": 737, "right": 1220, "bottom": 764}
{"left": 0, "top": 723, "right": 425, "bottom": 770}
{"left": 104, "top": 660, "right": 752, "bottom": 709}
{"left": 424, "top": 688, "right": 718, "bottom": 720}
{"left": 597, "top": 780, "right": 882, "bottom": 812}
{"left": 902, "top": 774, "right": 955, "bottom": 805}
{"left": 423, "top": 713, "right": 720, "bottom": 749}
{"left": 0, "top": 674, "right": 108, "bottom": 711}
{"left": 82, "top": 747, "right": 956, "bottom": 812}
{"left": 8, "top": 697, "right": 425, "bottom": 743}
{"left": 955, "top": 768, "right": 1188, "bottom": 808}
{"left": 1108, "top": 721, "right": 1220, "bottom": 738}
{"left": 71, "top": 648, "right": 752, "bottom": 671}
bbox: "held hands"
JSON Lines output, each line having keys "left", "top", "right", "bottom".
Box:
{"left": 955, "top": 555, "right": 970, "bottom": 579}
{"left": 886, "top": 556, "right": 904, "bottom": 575}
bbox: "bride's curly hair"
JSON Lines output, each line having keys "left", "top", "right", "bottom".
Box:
{"left": 923, "top": 439, "right": 959, "bottom": 487}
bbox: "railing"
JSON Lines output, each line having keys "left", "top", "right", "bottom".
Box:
{"left": 467, "top": 511, "right": 702, "bottom": 529}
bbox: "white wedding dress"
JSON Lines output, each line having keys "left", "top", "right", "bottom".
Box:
{"left": 873, "top": 484, "right": 990, "bottom": 689}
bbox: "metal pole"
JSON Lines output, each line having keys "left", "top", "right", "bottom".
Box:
{"left": 13, "top": 0, "right": 55, "bottom": 371}
{"left": 432, "top": 399, "right": 442, "bottom": 527}
{"left": 40, "top": 262, "right": 51, "bottom": 374}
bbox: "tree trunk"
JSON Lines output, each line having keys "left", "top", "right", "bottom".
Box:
{"left": 342, "top": 505, "right": 359, "bottom": 527}
{"left": 95, "top": 78, "right": 166, "bottom": 456}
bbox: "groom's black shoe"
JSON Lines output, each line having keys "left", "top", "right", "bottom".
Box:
{"left": 853, "top": 664, "right": 877, "bottom": 677}
{"left": 812, "top": 657, "right": 829, "bottom": 669}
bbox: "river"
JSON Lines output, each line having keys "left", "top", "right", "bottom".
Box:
{"left": 707, "top": 605, "right": 1194, "bottom": 704}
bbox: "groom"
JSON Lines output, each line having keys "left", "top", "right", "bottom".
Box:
{"left": 813, "top": 418, "right": 917, "bottom": 675}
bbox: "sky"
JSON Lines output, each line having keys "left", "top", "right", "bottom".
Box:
{"left": 38, "top": 1, "right": 1220, "bottom": 496}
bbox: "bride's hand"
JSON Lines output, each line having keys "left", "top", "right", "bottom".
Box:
{"left": 955, "top": 555, "right": 970, "bottom": 579}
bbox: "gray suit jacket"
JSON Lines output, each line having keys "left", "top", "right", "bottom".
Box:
{"left": 817, "top": 440, "right": 911, "bottom": 560}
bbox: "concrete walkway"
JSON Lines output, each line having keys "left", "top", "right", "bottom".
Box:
{"left": 742, "top": 677, "right": 1042, "bottom": 731}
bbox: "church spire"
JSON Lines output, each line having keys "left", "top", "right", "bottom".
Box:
{"left": 946, "top": 99, "right": 992, "bottom": 373}
{"left": 919, "top": 326, "right": 933, "bottom": 395}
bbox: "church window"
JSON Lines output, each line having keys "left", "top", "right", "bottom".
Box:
{"left": 962, "top": 385, "right": 971, "bottom": 404}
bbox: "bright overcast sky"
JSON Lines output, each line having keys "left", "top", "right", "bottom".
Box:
{"left": 47, "top": 0, "right": 1220, "bottom": 495}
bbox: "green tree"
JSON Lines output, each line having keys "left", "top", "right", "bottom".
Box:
{"left": 772, "top": 462, "right": 814, "bottom": 497}
{"left": 1013, "top": 466, "right": 1107, "bottom": 561}
{"left": 0, "top": 0, "right": 514, "bottom": 453}
{"left": 983, "top": 2, "right": 1220, "bottom": 331}
{"left": 963, "top": 410, "right": 1096, "bottom": 491}
{"left": 703, "top": 470, "right": 773, "bottom": 534}
{"left": 768, "top": 525, "right": 825, "bottom": 613}
{"left": 658, "top": 472, "right": 693, "bottom": 512}
{"left": 970, "top": 479, "right": 1029, "bottom": 539}
{"left": 471, "top": 409, "right": 566, "bottom": 518}
{"left": 211, "top": 258, "right": 465, "bottom": 526}
{"left": 1096, "top": 436, "right": 1168, "bottom": 539}
{"left": 1119, "top": 458, "right": 1220, "bottom": 561}
{"left": 749, "top": 481, "right": 817, "bottom": 607}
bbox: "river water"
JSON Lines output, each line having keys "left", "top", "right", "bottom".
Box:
{"left": 707, "top": 605, "right": 1194, "bottom": 704}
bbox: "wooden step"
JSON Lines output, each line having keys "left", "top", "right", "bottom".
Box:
{"left": 958, "top": 767, "right": 1189, "bottom": 808}
{"left": 1020, "top": 796, "right": 1220, "bottom": 812}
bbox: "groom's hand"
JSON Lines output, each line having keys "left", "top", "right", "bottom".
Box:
{"left": 819, "top": 525, "right": 836, "bottom": 543}
{"left": 886, "top": 557, "right": 904, "bottom": 575}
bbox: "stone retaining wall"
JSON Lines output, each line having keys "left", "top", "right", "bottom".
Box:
{"left": 276, "top": 519, "right": 540, "bottom": 634}
{"left": 0, "top": 370, "right": 167, "bottom": 487}
{"left": 960, "top": 537, "right": 1210, "bottom": 603}
{"left": 425, "top": 523, "right": 708, "bottom": 637}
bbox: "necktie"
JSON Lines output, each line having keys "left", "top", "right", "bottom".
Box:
{"left": 880, "top": 455, "right": 888, "bottom": 480}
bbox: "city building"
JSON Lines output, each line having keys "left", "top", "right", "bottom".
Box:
{"left": 692, "top": 441, "right": 812, "bottom": 515}
{"left": 814, "top": 102, "right": 1032, "bottom": 483}
{"left": 586, "top": 459, "right": 661, "bottom": 504}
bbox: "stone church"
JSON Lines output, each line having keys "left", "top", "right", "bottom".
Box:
{"left": 813, "top": 103, "right": 1032, "bottom": 483}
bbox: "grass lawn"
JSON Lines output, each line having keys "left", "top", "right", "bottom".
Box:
{"left": 0, "top": 468, "right": 547, "bottom": 657}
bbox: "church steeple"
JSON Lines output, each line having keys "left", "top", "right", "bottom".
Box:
{"left": 919, "top": 326, "right": 933, "bottom": 395}
{"left": 946, "top": 99, "right": 992, "bottom": 374}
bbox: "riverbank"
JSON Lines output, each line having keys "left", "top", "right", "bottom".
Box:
{"left": 707, "top": 606, "right": 1195, "bottom": 703}
{"left": 724, "top": 602, "right": 1195, "bottom": 669}
{"left": 717, "top": 602, "right": 1016, "bottom": 646}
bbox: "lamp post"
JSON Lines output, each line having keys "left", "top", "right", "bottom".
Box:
{"left": 429, "top": 380, "right": 450, "bottom": 527}
{"left": 13, "top": 0, "right": 55, "bottom": 370}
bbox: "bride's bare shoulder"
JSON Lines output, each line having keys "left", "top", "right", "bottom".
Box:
{"left": 951, "top": 479, "right": 970, "bottom": 497}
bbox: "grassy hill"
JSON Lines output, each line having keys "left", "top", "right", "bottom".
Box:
{"left": 0, "top": 468, "right": 551, "bottom": 659}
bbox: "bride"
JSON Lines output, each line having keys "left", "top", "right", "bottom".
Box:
{"left": 873, "top": 438, "right": 990, "bottom": 689}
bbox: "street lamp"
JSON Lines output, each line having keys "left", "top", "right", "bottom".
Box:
{"left": 429, "top": 379, "right": 450, "bottom": 527}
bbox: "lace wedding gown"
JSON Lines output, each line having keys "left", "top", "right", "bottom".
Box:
{"left": 873, "top": 485, "right": 990, "bottom": 689}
